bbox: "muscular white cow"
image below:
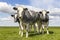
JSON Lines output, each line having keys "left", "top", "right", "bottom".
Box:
{"left": 39, "top": 10, "right": 49, "bottom": 34}
{"left": 12, "top": 6, "right": 40, "bottom": 38}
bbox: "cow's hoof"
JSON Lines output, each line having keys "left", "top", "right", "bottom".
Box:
{"left": 26, "top": 36, "right": 28, "bottom": 38}
{"left": 21, "top": 35, "right": 23, "bottom": 37}
{"left": 47, "top": 32, "right": 49, "bottom": 34}
{"left": 42, "top": 32, "right": 44, "bottom": 34}
{"left": 19, "top": 31, "right": 21, "bottom": 35}
{"left": 47, "top": 31, "right": 49, "bottom": 34}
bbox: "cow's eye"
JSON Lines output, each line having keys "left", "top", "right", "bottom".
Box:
{"left": 39, "top": 11, "right": 42, "bottom": 14}
{"left": 24, "top": 8, "right": 28, "bottom": 10}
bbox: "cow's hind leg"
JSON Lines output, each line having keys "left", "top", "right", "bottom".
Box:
{"left": 38, "top": 25, "right": 41, "bottom": 33}
{"left": 37, "top": 23, "right": 42, "bottom": 33}
{"left": 33, "top": 24, "right": 37, "bottom": 33}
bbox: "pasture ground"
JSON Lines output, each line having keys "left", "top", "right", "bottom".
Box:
{"left": 0, "top": 26, "right": 60, "bottom": 40}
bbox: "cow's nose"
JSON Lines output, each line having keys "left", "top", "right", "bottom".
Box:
{"left": 19, "top": 17, "right": 22, "bottom": 19}
{"left": 13, "top": 7, "right": 17, "bottom": 10}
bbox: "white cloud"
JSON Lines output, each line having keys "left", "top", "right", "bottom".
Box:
{"left": 49, "top": 15, "right": 60, "bottom": 19}
{"left": 0, "top": 15, "right": 18, "bottom": 26}
{"left": 43, "top": 0, "right": 53, "bottom": 3}
{"left": 0, "top": 2, "right": 16, "bottom": 14}
{"left": 49, "top": 16, "right": 55, "bottom": 19}
{"left": 15, "top": 4, "right": 42, "bottom": 12}
{"left": 49, "top": 19, "right": 60, "bottom": 26}
{"left": 29, "top": 0, "right": 60, "bottom": 13}
{"left": 49, "top": 8, "right": 60, "bottom": 13}
{"left": 29, "top": 0, "right": 41, "bottom": 8}
{"left": 29, "top": 0, "right": 54, "bottom": 8}
{"left": 0, "top": 16, "right": 14, "bottom": 21}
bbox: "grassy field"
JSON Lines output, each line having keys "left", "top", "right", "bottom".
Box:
{"left": 0, "top": 26, "right": 60, "bottom": 40}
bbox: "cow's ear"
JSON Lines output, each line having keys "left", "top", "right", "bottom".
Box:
{"left": 39, "top": 11, "right": 42, "bottom": 14}
{"left": 13, "top": 7, "right": 17, "bottom": 10}
{"left": 24, "top": 8, "right": 28, "bottom": 10}
{"left": 11, "top": 15, "right": 14, "bottom": 17}
{"left": 47, "top": 11, "right": 49, "bottom": 13}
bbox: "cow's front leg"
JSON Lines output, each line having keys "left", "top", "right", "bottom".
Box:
{"left": 19, "top": 27, "right": 21, "bottom": 35}
{"left": 42, "top": 24, "right": 44, "bottom": 34}
{"left": 46, "top": 26, "right": 49, "bottom": 34}
{"left": 46, "top": 22, "right": 49, "bottom": 34}
{"left": 19, "top": 22, "right": 21, "bottom": 35}
{"left": 26, "top": 24, "right": 29, "bottom": 38}
{"left": 21, "top": 26, "right": 23, "bottom": 37}
{"left": 20, "top": 21, "right": 23, "bottom": 37}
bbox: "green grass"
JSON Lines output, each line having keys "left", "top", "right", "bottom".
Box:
{"left": 0, "top": 27, "right": 60, "bottom": 40}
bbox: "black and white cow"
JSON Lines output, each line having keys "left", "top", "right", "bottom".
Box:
{"left": 39, "top": 10, "right": 49, "bottom": 34}
{"left": 11, "top": 13, "right": 23, "bottom": 35}
{"left": 11, "top": 13, "right": 19, "bottom": 22}
{"left": 11, "top": 13, "right": 35, "bottom": 35}
{"left": 12, "top": 6, "right": 40, "bottom": 38}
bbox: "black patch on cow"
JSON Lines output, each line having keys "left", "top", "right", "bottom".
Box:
{"left": 15, "top": 18, "right": 19, "bottom": 22}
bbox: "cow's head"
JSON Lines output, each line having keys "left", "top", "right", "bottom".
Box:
{"left": 39, "top": 10, "right": 49, "bottom": 19}
{"left": 11, "top": 13, "right": 18, "bottom": 22}
{"left": 13, "top": 7, "right": 28, "bottom": 19}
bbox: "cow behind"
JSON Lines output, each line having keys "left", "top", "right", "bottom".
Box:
{"left": 39, "top": 10, "right": 49, "bottom": 34}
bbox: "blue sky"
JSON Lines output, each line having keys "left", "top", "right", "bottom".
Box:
{"left": 0, "top": 0, "right": 60, "bottom": 26}
{"left": 0, "top": 0, "right": 30, "bottom": 5}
